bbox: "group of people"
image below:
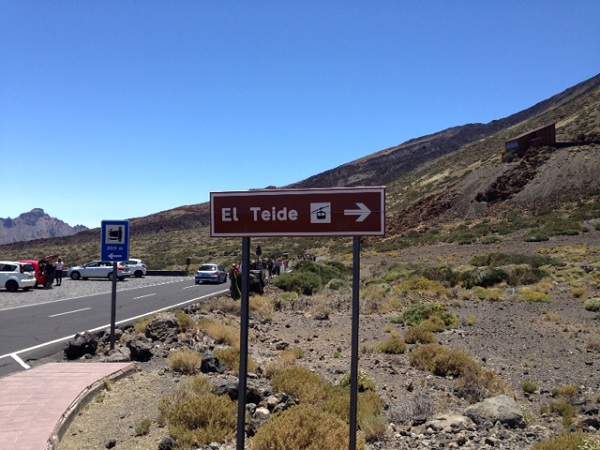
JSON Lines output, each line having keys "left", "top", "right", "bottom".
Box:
{"left": 252, "top": 258, "right": 289, "bottom": 279}
{"left": 39, "top": 256, "right": 65, "bottom": 288}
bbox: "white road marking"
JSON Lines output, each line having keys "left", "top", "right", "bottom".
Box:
{"left": 0, "top": 288, "right": 229, "bottom": 361}
{"left": 48, "top": 307, "right": 92, "bottom": 318}
{"left": 10, "top": 353, "right": 31, "bottom": 370}
{"left": 183, "top": 284, "right": 200, "bottom": 290}
{"left": 133, "top": 293, "right": 156, "bottom": 300}
{"left": 0, "top": 278, "right": 192, "bottom": 312}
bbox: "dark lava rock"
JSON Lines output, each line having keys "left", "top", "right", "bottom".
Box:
{"left": 201, "top": 351, "right": 225, "bottom": 374}
{"left": 145, "top": 315, "right": 180, "bottom": 342}
{"left": 64, "top": 332, "right": 98, "bottom": 360}
{"left": 158, "top": 437, "right": 176, "bottom": 450}
{"left": 127, "top": 337, "right": 153, "bottom": 362}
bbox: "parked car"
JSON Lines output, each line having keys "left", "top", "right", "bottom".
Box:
{"left": 195, "top": 263, "right": 227, "bottom": 284}
{"left": 68, "top": 261, "right": 131, "bottom": 281}
{"left": 123, "top": 258, "right": 147, "bottom": 278}
{"left": 0, "top": 261, "right": 36, "bottom": 292}
{"left": 19, "top": 259, "right": 47, "bottom": 288}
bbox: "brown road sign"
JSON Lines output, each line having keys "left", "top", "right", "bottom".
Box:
{"left": 210, "top": 187, "right": 385, "bottom": 237}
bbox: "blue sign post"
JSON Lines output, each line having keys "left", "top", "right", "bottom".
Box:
{"left": 101, "top": 220, "right": 130, "bottom": 350}
{"left": 101, "top": 220, "right": 130, "bottom": 262}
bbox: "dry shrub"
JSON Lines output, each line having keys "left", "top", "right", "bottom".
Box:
{"left": 472, "top": 287, "right": 503, "bottom": 302}
{"left": 198, "top": 319, "right": 239, "bottom": 347}
{"left": 584, "top": 298, "right": 600, "bottom": 312}
{"left": 270, "top": 365, "right": 385, "bottom": 440}
{"left": 410, "top": 344, "right": 505, "bottom": 402}
{"left": 404, "top": 325, "right": 436, "bottom": 344}
{"left": 134, "top": 418, "right": 151, "bottom": 436}
{"left": 250, "top": 295, "right": 274, "bottom": 321}
{"left": 214, "top": 347, "right": 257, "bottom": 374}
{"left": 250, "top": 405, "right": 364, "bottom": 450}
{"left": 571, "top": 286, "right": 587, "bottom": 299}
{"left": 338, "top": 371, "right": 376, "bottom": 392}
{"left": 280, "top": 347, "right": 305, "bottom": 364}
{"left": 134, "top": 316, "right": 154, "bottom": 334}
{"left": 199, "top": 297, "right": 240, "bottom": 315}
{"left": 169, "top": 349, "right": 202, "bottom": 374}
{"left": 175, "top": 310, "right": 194, "bottom": 332}
{"left": 552, "top": 385, "right": 579, "bottom": 402}
{"left": 395, "top": 277, "right": 449, "bottom": 298}
{"left": 362, "top": 283, "right": 393, "bottom": 314}
{"left": 543, "top": 312, "right": 561, "bottom": 323}
{"left": 532, "top": 433, "right": 600, "bottom": 450}
{"left": 159, "top": 376, "right": 236, "bottom": 447}
{"left": 420, "top": 316, "right": 446, "bottom": 332}
{"left": 377, "top": 335, "right": 406, "bottom": 354}
{"left": 520, "top": 288, "right": 550, "bottom": 303}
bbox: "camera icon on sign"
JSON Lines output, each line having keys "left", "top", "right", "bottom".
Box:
{"left": 310, "top": 203, "right": 331, "bottom": 224}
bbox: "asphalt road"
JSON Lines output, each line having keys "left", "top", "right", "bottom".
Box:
{"left": 0, "top": 278, "right": 229, "bottom": 377}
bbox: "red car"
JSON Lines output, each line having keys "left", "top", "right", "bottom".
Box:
{"left": 19, "top": 260, "right": 47, "bottom": 288}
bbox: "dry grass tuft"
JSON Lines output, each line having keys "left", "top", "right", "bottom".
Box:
{"left": 134, "top": 316, "right": 155, "bottom": 334}
{"left": 168, "top": 349, "right": 202, "bottom": 374}
{"left": 410, "top": 344, "right": 506, "bottom": 402}
{"left": 214, "top": 347, "right": 257, "bottom": 374}
{"left": 197, "top": 319, "right": 239, "bottom": 347}
{"left": 531, "top": 433, "right": 600, "bottom": 450}
{"left": 250, "top": 405, "right": 365, "bottom": 450}
{"left": 520, "top": 288, "right": 550, "bottom": 303}
{"left": 175, "top": 310, "right": 194, "bottom": 332}
{"left": 269, "top": 365, "right": 386, "bottom": 441}
{"left": 250, "top": 295, "right": 274, "bottom": 321}
{"left": 159, "top": 376, "right": 236, "bottom": 447}
{"left": 377, "top": 335, "right": 406, "bottom": 354}
{"left": 404, "top": 325, "right": 436, "bottom": 344}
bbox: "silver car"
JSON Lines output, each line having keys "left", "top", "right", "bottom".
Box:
{"left": 195, "top": 263, "right": 227, "bottom": 284}
{"left": 69, "top": 261, "right": 132, "bottom": 281}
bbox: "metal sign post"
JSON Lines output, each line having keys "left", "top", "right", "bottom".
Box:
{"left": 210, "top": 187, "right": 384, "bottom": 450}
{"left": 236, "top": 237, "right": 251, "bottom": 450}
{"left": 100, "top": 220, "right": 130, "bottom": 351}
{"left": 349, "top": 236, "right": 361, "bottom": 450}
{"left": 110, "top": 261, "right": 118, "bottom": 350}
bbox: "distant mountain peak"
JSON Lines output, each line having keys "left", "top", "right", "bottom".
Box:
{"left": 0, "top": 209, "right": 88, "bottom": 245}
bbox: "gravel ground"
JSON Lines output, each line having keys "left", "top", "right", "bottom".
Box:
{"left": 0, "top": 276, "right": 192, "bottom": 311}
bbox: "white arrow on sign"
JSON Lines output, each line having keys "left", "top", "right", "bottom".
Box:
{"left": 108, "top": 253, "right": 122, "bottom": 260}
{"left": 343, "top": 202, "right": 371, "bottom": 222}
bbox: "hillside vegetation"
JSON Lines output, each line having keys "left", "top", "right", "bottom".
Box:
{"left": 1, "top": 73, "right": 599, "bottom": 268}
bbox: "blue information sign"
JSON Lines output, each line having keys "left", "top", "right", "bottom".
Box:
{"left": 101, "top": 220, "right": 130, "bottom": 262}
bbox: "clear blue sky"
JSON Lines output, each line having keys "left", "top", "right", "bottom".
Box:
{"left": 1, "top": 1, "right": 599, "bottom": 227}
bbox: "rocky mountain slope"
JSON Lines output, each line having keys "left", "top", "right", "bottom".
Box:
{"left": 1, "top": 72, "right": 598, "bottom": 266}
{"left": 0, "top": 208, "right": 87, "bottom": 245}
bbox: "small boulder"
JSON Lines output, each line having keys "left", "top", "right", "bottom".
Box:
{"left": 158, "top": 436, "right": 176, "bottom": 450}
{"left": 102, "top": 346, "right": 131, "bottom": 363}
{"left": 145, "top": 314, "right": 180, "bottom": 342}
{"left": 105, "top": 438, "right": 117, "bottom": 449}
{"left": 200, "top": 351, "right": 225, "bottom": 374}
{"left": 425, "top": 414, "right": 474, "bottom": 433}
{"left": 64, "top": 332, "right": 98, "bottom": 360}
{"left": 464, "top": 395, "right": 525, "bottom": 429}
{"left": 213, "top": 380, "right": 266, "bottom": 404}
{"left": 127, "top": 338, "right": 153, "bottom": 362}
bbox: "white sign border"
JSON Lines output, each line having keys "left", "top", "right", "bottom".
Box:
{"left": 210, "top": 186, "right": 386, "bottom": 237}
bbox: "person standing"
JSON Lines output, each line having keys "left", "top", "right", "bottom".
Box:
{"left": 43, "top": 259, "right": 55, "bottom": 288}
{"left": 55, "top": 258, "right": 64, "bottom": 286}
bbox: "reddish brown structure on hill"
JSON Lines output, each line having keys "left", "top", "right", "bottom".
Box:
{"left": 505, "top": 123, "right": 556, "bottom": 153}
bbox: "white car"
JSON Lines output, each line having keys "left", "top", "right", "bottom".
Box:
{"left": 0, "top": 261, "right": 36, "bottom": 292}
{"left": 68, "top": 261, "right": 132, "bottom": 281}
{"left": 123, "top": 258, "right": 147, "bottom": 278}
{"left": 195, "top": 263, "right": 228, "bottom": 284}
